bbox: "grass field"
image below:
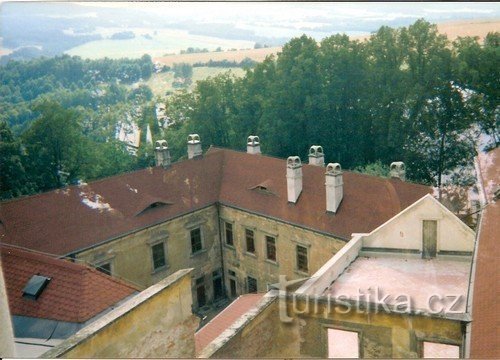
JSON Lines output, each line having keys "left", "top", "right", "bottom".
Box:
{"left": 138, "top": 66, "right": 246, "bottom": 97}
{"left": 65, "top": 28, "right": 254, "bottom": 59}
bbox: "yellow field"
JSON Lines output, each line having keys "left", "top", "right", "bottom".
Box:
{"left": 139, "top": 66, "right": 246, "bottom": 97}
{"left": 154, "top": 47, "right": 282, "bottom": 67}
{"left": 154, "top": 18, "right": 499, "bottom": 67}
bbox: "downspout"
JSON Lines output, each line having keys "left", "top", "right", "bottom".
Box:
{"left": 216, "top": 203, "right": 227, "bottom": 299}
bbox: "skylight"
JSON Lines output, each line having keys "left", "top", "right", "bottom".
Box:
{"left": 22, "top": 275, "right": 51, "bottom": 300}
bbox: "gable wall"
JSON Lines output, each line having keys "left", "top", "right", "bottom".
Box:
{"left": 362, "top": 197, "right": 474, "bottom": 254}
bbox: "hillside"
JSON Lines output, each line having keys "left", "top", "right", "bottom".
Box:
{"left": 154, "top": 18, "right": 499, "bottom": 66}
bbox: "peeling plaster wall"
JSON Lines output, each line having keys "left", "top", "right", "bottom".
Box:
{"left": 219, "top": 205, "right": 345, "bottom": 295}
{"left": 43, "top": 269, "right": 199, "bottom": 358}
{"left": 287, "top": 298, "right": 465, "bottom": 358}
{"left": 76, "top": 206, "right": 222, "bottom": 308}
{"left": 205, "top": 297, "right": 301, "bottom": 358}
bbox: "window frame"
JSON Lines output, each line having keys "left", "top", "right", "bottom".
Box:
{"left": 190, "top": 227, "right": 204, "bottom": 254}
{"left": 265, "top": 235, "right": 277, "bottom": 262}
{"left": 224, "top": 221, "right": 234, "bottom": 247}
{"left": 247, "top": 276, "right": 258, "bottom": 293}
{"left": 296, "top": 244, "right": 309, "bottom": 273}
{"left": 245, "top": 228, "right": 256, "bottom": 254}
{"left": 150, "top": 241, "right": 167, "bottom": 272}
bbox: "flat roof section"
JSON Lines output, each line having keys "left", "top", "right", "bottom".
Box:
{"left": 323, "top": 257, "right": 470, "bottom": 314}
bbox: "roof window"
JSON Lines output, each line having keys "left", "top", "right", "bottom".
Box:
{"left": 22, "top": 275, "right": 51, "bottom": 300}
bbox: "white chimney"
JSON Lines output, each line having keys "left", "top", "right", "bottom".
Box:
{"left": 286, "top": 156, "right": 303, "bottom": 203}
{"left": 308, "top": 145, "right": 324, "bottom": 166}
{"left": 325, "top": 163, "right": 343, "bottom": 213}
{"left": 187, "top": 134, "right": 202, "bottom": 159}
{"left": 154, "top": 140, "right": 171, "bottom": 168}
{"left": 247, "top": 135, "right": 261, "bottom": 155}
{"left": 390, "top": 161, "right": 406, "bottom": 181}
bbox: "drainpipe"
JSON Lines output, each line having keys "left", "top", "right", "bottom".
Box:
{"left": 216, "top": 203, "right": 227, "bottom": 299}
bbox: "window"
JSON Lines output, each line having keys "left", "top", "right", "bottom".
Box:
{"left": 96, "top": 262, "right": 112, "bottom": 275}
{"left": 327, "top": 328, "right": 359, "bottom": 358}
{"left": 247, "top": 276, "right": 257, "bottom": 293}
{"left": 297, "top": 245, "right": 308, "bottom": 272}
{"left": 228, "top": 269, "right": 237, "bottom": 298}
{"left": 212, "top": 270, "right": 224, "bottom": 300}
{"left": 266, "top": 236, "right": 276, "bottom": 261}
{"left": 190, "top": 228, "right": 202, "bottom": 253}
{"left": 151, "top": 242, "right": 166, "bottom": 271}
{"left": 422, "top": 342, "right": 459, "bottom": 358}
{"left": 246, "top": 229, "right": 255, "bottom": 253}
{"left": 23, "top": 275, "right": 51, "bottom": 300}
{"left": 196, "top": 276, "right": 206, "bottom": 307}
{"left": 225, "top": 222, "right": 234, "bottom": 246}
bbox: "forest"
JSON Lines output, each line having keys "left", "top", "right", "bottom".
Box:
{"left": 1, "top": 20, "right": 498, "bottom": 201}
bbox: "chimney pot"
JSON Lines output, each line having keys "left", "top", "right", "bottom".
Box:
{"left": 308, "top": 145, "right": 325, "bottom": 166}
{"left": 286, "top": 156, "right": 303, "bottom": 203}
{"left": 390, "top": 162, "right": 406, "bottom": 181}
{"left": 325, "top": 163, "right": 343, "bottom": 213}
{"left": 154, "top": 140, "right": 171, "bottom": 168}
{"left": 247, "top": 135, "right": 261, "bottom": 154}
{"left": 187, "top": 134, "right": 202, "bottom": 159}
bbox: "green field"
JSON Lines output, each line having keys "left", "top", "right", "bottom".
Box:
{"left": 141, "top": 67, "right": 246, "bottom": 97}
{"left": 65, "top": 28, "right": 254, "bottom": 59}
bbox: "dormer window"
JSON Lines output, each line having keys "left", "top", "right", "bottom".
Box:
{"left": 135, "top": 200, "right": 172, "bottom": 216}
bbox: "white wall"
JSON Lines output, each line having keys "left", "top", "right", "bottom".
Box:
{"left": 362, "top": 195, "right": 475, "bottom": 253}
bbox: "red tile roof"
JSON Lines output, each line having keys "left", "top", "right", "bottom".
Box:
{"left": 0, "top": 147, "right": 430, "bottom": 255}
{"left": 470, "top": 147, "right": 500, "bottom": 358}
{"left": 0, "top": 244, "right": 138, "bottom": 323}
{"left": 195, "top": 293, "right": 265, "bottom": 354}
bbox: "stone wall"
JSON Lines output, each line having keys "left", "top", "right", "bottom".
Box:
{"left": 42, "top": 269, "right": 199, "bottom": 358}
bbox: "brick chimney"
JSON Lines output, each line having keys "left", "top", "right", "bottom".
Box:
{"left": 308, "top": 145, "right": 324, "bottom": 166}
{"left": 154, "top": 140, "right": 171, "bottom": 168}
{"left": 390, "top": 162, "right": 406, "bottom": 181}
{"left": 325, "top": 163, "right": 343, "bottom": 213}
{"left": 286, "top": 156, "right": 303, "bottom": 203}
{"left": 247, "top": 135, "right": 261, "bottom": 155}
{"left": 187, "top": 134, "right": 202, "bottom": 159}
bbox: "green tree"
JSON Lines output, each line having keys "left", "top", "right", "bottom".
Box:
{"left": 22, "top": 100, "right": 90, "bottom": 190}
{"left": 0, "top": 121, "right": 35, "bottom": 199}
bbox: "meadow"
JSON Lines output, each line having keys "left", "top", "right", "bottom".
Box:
{"left": 65, "top": 28, "right": 255, "bottom": 59}
{"left": 137, "top": 67, "right": 246, "bottom": 97}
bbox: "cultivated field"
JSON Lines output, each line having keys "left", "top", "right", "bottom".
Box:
{"left": 137, "top": 66, "right": 246, "bottom": 97}
{"left": 154, "top": 47, "right": 281, "bottom": 67}
{"left": 155, "top": 18, "right": 499, "bottom": 67}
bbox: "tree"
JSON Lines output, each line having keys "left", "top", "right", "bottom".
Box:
{"left": 0, "top": 121, "right": 35, "bottom": 199}
{"left": 404, "top": 82, "right": 477, "bottom": 195}
{"left": 22, "top": 100, "right": 89, "bottom": 190}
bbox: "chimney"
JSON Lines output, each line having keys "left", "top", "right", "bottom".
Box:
{"left": 325, "top": 163, "right": 343, "bottom": 213}
{"left": 308, "top": 145, "right": 324, "bottom": 166}
{"left": 286, "top": 156, "right": 303, "bottom": 203}
{"left": 247, "top": 135, "right": 261, "bottom": 155}
{"left": 154, "top": 140, "right": 171, "bottom": 168}
{"left": 390, "top": 162, "right": 406, "bottom": 181}
{"left": 187, "top": 134, "right": 202, "bottom": 159}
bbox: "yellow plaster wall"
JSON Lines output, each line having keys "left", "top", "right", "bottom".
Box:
{"left": 219, "top": 205, "right": 345, "bottom": 294}
{"left": 76, "top": 205, "right": 222, "bottom": 306}
{"left": 44, "top": 270, "right": 199, "bottom": 358}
